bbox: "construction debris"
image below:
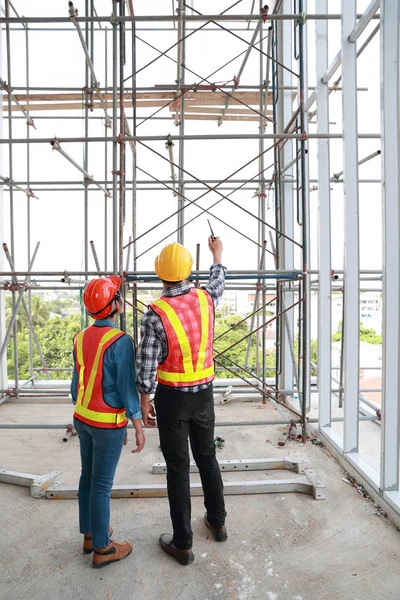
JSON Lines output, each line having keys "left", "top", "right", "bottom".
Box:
{"left": 214, "top": 436, "right": 225, "bottom": 450}
{"left": 214, "top": 385, "right": 233, "bottom": 405}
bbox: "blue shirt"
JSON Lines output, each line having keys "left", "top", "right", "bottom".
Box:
{"left": 70, "top": 319, "right": 142, "bottom": 421}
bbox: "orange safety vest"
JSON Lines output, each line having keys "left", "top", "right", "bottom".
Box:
{"left": 73, "top": 325, "right": 128, "bottom": 428}
{"left": 151, "top": 288, "right": 215, "bottom": 388}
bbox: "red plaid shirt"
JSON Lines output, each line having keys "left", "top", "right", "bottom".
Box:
{"left": 136, "top": 264, "right": 225, "bottom": 394}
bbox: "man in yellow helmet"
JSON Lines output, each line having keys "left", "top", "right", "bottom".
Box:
{"left": 136, "top": 236, "right": 227, "bottom": 565}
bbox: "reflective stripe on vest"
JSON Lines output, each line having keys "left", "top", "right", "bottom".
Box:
{"left": 152, "top": 288, "right": 214, "bottom": 384}
{"left": 74, "top": 402, "right": 127, "bottom": 426}
{"left": 74, "top": 327, "right": 127, "bottom": 428}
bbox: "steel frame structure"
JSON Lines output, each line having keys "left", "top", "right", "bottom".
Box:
{"left": 1, "top": 2, "right": 400, "bottom": 521}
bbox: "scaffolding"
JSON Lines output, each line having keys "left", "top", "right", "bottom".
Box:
{"left": 1, "top": 1, "right": 399, "bottom": 519}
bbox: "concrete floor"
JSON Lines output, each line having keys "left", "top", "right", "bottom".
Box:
{"left": 1, "top": 399, "right": 400, "bottom": 600}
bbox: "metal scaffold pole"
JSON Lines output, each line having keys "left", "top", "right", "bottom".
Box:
{"left": 298, "top": 0, "right": 310, "bottom": 440}
{"left": 127, "top": 0, "right": 139, "bottom": 343}
{"left": 4, "top": 0, "right": 18, "bottom": 395}
{"left": 112, "top": 0, "right": 118, "bottom": 273}
{"left": 258, "top": 4, "right": 267, "bottom": 402}
{"left": 119, "top": 0, "right": 126, "bottom": 331}
{"left": 177, "top": 0, "right": 186, "bottom": 245}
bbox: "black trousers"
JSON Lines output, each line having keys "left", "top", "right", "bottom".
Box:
{"left": 155, "top": 383, "right": 226, "bottom": 550}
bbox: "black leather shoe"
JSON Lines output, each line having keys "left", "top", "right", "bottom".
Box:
{"left": 159, "top": 534, "right": 194, "bottom": 565}
{"left": 204, "top": 513, "right": 228, "bottom": 542}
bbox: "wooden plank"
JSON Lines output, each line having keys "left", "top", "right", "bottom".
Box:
{"left": 3, "top": 90, "right": 276, "bottom": 105}
{"left": 4, "top": 98, "right": 274, "bottom": 114}
{"left": 171, "top": 113, "right": 261, "bottom": 122}
{"left": 5, "top": 100, "right": 170, "bottom": 112}
{"left": 175, "top": 106, "right": 273, "bottom": 116}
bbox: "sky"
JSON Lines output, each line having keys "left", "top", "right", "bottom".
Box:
{"left": 0, "top": 0, "right": 382, "bottom": 287}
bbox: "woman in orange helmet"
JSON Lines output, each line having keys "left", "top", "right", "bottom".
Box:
{"left": 71, "top": 275, "right": 144, "bottom": 568}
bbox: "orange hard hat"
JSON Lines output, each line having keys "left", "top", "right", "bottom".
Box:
{"left": 83, "top": 275, "right": 121, "bottom": 320}
{"left": 155, "top": 242, "right": 193, "bottom": 282}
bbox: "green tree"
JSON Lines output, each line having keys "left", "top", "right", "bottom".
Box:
{"left": 5, "top": 295, "right": 50, "bottom": 333}
{"left": 7, "top": 313, "right": 81, "bottom": 381}
{"left": 5, "top": 296, "right": 26, "bottom": 333}
{"left": 214, "top": 315, "right": 273, "bottom": 379}
{"left": 294, "top": 336, "right": 318, "bottom": 375}
{"left": 30, "top": 296, "right": 50, "bottom": 328}
{"left": 332, "top": 321, "right": 382, "bottom": 344}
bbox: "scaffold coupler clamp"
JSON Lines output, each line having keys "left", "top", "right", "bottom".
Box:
{"left": 300, "top": 130, "right": 308, "bottom": 141}
{"left": 60, "top": 271, "right": 70, "bottom": 284}
{"left": 297, "top": 12, "right": 307, "bottom": 25}
{"left": 261, "top": 5, "right": 269, "bottom": 23}
{"left": 165, "top": 134, "right": 174, "bottom": 149}
{"left": 68, "top": 2, "right": 78, "bottom": 20}
{"left": 50, "top": 137, "right": 61, "bottom": 151}
{"left": 0, "top": 78, "right": 11, "bottom": 93}
{"left": 117, "top": 133, "right": 125, "bottom": 146}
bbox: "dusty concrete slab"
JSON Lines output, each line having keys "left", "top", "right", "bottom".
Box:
{"left": 1, "top": 399, "right": 400, "bottom": 600}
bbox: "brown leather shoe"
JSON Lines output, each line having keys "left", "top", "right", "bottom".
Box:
{"left": 204, "top": 514, "right": 228, "bottom": 542}
{"left": 159, "top": 534, "right": 194, "bottom": 565}
{"left": 92, "top": 540, "right": 132, "bottom": 569}
{"left": 83, "top": 526, "right": 113, "bottom": 554}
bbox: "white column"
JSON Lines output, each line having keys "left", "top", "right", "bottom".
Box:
{"left": 341, "top": 0, "right": 360, "bottom": 453}
{"left": 380, "top": 1, "right": 400, "bottom": 492}
{"left": 278, "top": 0, "right": 294, "bottom": 395}
{"left": 316, "top": 0, "right": 331, "bottom": 428}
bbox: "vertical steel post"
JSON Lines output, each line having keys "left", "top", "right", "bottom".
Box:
{"left": 112, "top": 1, "right": 118, "bottom": 272}
{"left": 298, "top": 0, "right": 310, "bottom": 439}
{"left": 0, "top": 13, "right": 6, "bottom": 394}
{"left": 315, "top": 0, "right": 332, "bottom": 429}
{"left": 277, "top": 0, "right": 294, "bottom": 398}
{"left": 131, "top": 11, "right": 138, "bottom": 343}
{"left": 5, "top": 0, "right": 18, "bottom": 394}
{"left": 83, "top": 0, "right": 90, "bottom": 328}
{"left": 258, "top": 5, "right": 267, "bottom": 402}
{"left": 104, "top": 25, "right": 108, "bottom": 271}
{"left": 177, "top": 0, "right": 185, "bottom": 244}
{"left": 380, "top": 0, "right": 400, "bottom": 492}
{"left": 25, "top": 19, "right": 33, "bottom": 378}
{"left": 341, "top": 0, "right": 360, "bottom": 453}
{"left": 119, "top": 0, "right": 126, "bottom": 332}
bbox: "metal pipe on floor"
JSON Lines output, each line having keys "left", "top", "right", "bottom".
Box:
{"left": 0, "top": 415, "right": 380, "bottom": 430}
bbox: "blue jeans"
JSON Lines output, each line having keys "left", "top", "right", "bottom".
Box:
{"left": 73, "top": 417, "right": 125, "bottom": 549}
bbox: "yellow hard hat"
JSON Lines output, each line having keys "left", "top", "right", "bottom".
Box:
{"left": 155, "top": 242, "right": 193, "bottom": 282}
